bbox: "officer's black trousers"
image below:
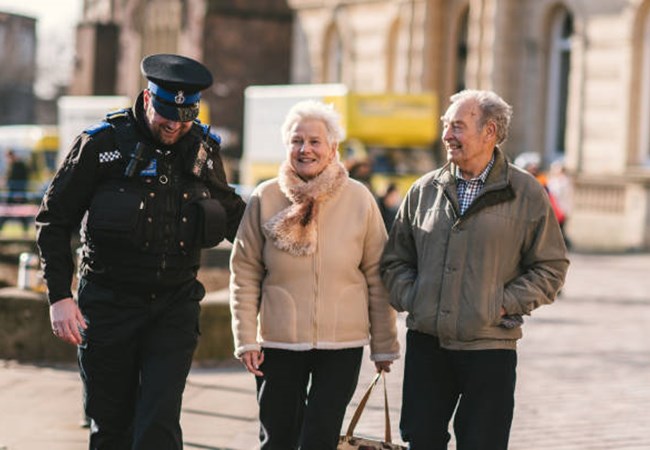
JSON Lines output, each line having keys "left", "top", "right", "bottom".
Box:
{"left": 77, "top": 277, "right": 204, "bottom": 450}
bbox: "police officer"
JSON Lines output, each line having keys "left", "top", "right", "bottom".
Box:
{"left": 35, "top": 54, "right": 246, "bottom": 449}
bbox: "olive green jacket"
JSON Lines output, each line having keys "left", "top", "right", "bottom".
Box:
{"left": 380, "top": 149, "right": 569, "bottom": 350}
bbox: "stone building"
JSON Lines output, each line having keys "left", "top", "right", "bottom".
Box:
{"left": 287, "top": 0, "right": 650, "bottom": 251}
{"left": 73, "top": 0, "right": 293, "bottom": 171}
{"left": 68, "top": 0, "right": 650, "bottom": 250}
{"left": 0, "top": 12, "right": 36, "bottom": 125}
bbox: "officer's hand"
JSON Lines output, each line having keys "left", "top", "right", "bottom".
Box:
{"left": 50, "top": 298, "right": 87, "bottom": 346}
{"left": 240, "top": 350, "right": 264, "bottom": 377}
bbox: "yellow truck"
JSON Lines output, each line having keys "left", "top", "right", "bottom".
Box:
{"left": 0, "top": 125, "right": 59, "bottom": 195}
{"left": 241, "top": 84, "right": 438, "bottom": 195}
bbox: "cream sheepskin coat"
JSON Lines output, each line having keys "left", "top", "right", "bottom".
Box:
{"left": 229, "top": 160, "right": 399, "bottom": 361}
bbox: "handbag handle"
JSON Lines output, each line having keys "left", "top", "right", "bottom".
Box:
{"left": 343, "top": 370, "right": 394, "bottom": 443}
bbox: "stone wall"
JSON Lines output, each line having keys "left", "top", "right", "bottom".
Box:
{"left": 0, "top": 287, "right": 236, "bottom": 365}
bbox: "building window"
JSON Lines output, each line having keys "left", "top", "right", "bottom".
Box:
{"left": 545, "top": 7, "right": 573, "bottom": 164}
{"left": 17, "top": 28, "right": 35, "bottom": 66}
{"left": 455, "top": 8, "right": 469, "bottom": 93}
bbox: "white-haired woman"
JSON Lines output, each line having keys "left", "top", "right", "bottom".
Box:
{"left": 229, "top": 100, "right": 400, "bottom": 449}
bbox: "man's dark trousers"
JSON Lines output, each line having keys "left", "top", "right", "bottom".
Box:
{"left": 401, "top": 329, "right": 517, "bottom": 450}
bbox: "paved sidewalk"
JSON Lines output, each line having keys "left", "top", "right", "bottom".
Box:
{"left": 1, "top": 252, "right": 649, "bottom": 449}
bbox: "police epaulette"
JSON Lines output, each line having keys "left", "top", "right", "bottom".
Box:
{"left": 106, "top": 108, "right": 130, "bottom": 120}
{"left": 83, "top": 108, "right": 129, "bottom": 136}
{"left": 197, "top": 122, "right": 222, "bottom": 145}
{"left": 84, "top": 121, "right": 111, "bottom": 136}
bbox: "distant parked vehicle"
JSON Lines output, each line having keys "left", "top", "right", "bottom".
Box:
{"left": 0, "top": 125, "right": 59, "bottom": 199}
{"left": 241, "top": 84, "right": 439, "bottom": 195}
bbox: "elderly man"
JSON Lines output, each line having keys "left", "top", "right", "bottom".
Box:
{"left": 380, "top": 89, "right": 569, "bottom": 450}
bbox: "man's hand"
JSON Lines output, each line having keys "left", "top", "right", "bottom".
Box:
{"left": 240, "top": 350, "right": 264, "bottom": 377}
{"left": 50, "top": 298, "right": 87, "bottom": 346}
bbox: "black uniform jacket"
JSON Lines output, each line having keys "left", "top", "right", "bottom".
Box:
{"left": 36, "top": 93, "right": 246, "bottom": 304}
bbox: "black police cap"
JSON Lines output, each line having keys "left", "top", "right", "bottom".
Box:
{"left": 141, "top": 54, "right": 213, "bottom": 122}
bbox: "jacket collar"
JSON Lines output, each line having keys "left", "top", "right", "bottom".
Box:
{"left": 435, "top": 148, "right": 515, "bottom": 217}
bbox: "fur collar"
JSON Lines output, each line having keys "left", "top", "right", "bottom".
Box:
{"left": 263, "top": 159, "right": 348, "bottom": 256}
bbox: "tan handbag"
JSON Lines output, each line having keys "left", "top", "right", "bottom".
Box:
{"left": 337, "top": 371, "right": 407, "bottom": 450}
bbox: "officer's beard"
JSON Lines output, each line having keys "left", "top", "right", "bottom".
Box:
{"left": 144, "top": 100, "right": 193, "bottom": 146}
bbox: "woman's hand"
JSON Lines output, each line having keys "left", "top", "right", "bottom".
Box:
{"left": 240, "top": 350, "right": 265, "bottom": 376}
{"left": 374, "top": 360, "right": 393, "bottom": 373}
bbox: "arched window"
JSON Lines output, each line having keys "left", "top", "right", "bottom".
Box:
{"left": 324, "top": 25, "right": 343, "bottom": 83}
{"left": 545, "top": 7, "right": 573, "bottom": 164}
{"left": 455, "top": 8, "right": 469, "bottom": 93}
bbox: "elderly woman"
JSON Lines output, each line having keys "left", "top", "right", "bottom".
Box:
{"left": 229, "top": 100, "right": 400, "bottom": 449}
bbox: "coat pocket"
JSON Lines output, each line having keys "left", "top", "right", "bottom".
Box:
{"left": 86, "top": 181, "right": 144, "bottom": 248}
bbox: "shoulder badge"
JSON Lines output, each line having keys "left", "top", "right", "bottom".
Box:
{"left": 84, "top": 121, "right": 111, "bottom": 136}
{"left": 105, "top": 108, "right": 130, "bottom": 121}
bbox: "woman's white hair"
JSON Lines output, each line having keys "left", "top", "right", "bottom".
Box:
{"left": 281, "top": 100, "right": 346, "bottom": 146}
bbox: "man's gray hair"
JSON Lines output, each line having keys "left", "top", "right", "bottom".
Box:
{"left": 449, "top": 89, "right": 513, "bottom": 145}
{"left": 281, "top": 100, "right": 346, "bottom": 146}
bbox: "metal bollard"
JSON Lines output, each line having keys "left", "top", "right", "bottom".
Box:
{"left": 17, "top": 252, "right": 44, "bottom": 291}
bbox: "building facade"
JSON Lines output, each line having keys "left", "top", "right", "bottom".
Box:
{"left": 0, "top": 12, "right": 36, "bottom": 125}
{"left": 73, "top": 0, "right": 293, "bottom": 173}
{"left": 287, "top": 0, "right": 650, "bottom": 251}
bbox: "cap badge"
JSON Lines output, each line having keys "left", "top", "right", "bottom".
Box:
{"left": 174, "top": 91, "right": 185, "bottom": 104}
